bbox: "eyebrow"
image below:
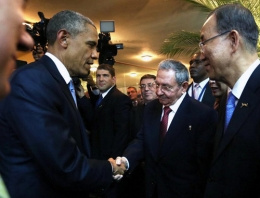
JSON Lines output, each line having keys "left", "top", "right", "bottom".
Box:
{"left": 86, "top": 41, "right": 97, "bottom": 46}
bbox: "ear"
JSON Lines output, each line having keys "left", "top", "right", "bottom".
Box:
{"left": 181, "top": 81, "right": 189, "bottom": 93}
{"left": 229, "top": 30, "right": 240, "bottom": 53}
{"left": 57, "top": 29, "right": 69, "bottom": 48}
{"left": 112, "top": 76, "right": 116, "bottom": 84}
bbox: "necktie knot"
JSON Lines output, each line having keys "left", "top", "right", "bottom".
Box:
{"left": 96, "top": 94, "right": 103, "bottom": 107}
{"left": 194, "top": 83, "right": 200, "bottom": 88}
{"left": 163, "top": 106, "right": 172, "bottom": 116}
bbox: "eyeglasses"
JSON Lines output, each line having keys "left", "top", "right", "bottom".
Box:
{"left": 199, "top": 30, "right": 230, "bottom": 53}
{"left": 155, "top": 83, "right": 174, "bottom": 92}
{"left": 139, "top": 82, "right": 156, "bottom": 89}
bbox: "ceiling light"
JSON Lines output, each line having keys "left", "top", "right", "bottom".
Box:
{"left": 141, "top": 55, "right": 152, "bottom": 62}
{"left": 129, "top": 72, "right": 137, "bottom": 77}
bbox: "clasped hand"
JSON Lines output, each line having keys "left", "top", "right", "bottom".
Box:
{"left": 108, "top": 157, "right": 128, "bottom": 181}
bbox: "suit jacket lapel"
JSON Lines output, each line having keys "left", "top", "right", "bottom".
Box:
{"left": 39, "top": 56, "right": 77, "bottom": 110}
{"left": 147, "top": 100, "right": 162, "bottom": 160}
{"left": 212, "top": 64, "right": 260, "bottom": 164}
{"left": 39, "top": 55, "right": 91, "bottom": 156}
{"left": 159, "top": 95, "right": 190, "bottom": 157}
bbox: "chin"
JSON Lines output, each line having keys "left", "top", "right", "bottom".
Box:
{"left": 0, "top": 83, "right": 10, "bottom": 100}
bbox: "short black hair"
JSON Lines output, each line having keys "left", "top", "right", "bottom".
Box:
{"left": 97, "top": 64, "right": 115, "bottom": 77}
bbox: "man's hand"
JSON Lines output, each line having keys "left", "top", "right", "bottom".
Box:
{"left": 115, "top": 156, "right": 129, "bottom": 170}
{"left": 108, "top": 158, "right": 127, "bottom": 181}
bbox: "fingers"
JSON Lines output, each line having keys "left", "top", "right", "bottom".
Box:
{"left": 108, "top": 158, "right": 126, "bottom": 181}
{"left": 116, "top": 156, "right": 129, "bottom": 169}
{"left": 113, "top": 174, "right": 123, "bottom": 181}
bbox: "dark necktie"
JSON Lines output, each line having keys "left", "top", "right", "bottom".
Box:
{"left": 224, "top": 92, "right": 236, "bottom": 132}
{"left": 96, "top": 94, "right": 103, "bottom": 107}
{"left": 68, "top": 80, "right": 77, "bottom": 107}
{"left": 160, "top": 106, "right": 172, "bottom": 142}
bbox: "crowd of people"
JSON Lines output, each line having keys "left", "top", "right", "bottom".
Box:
{"left": 0, "top": 1, "right": 259, "bottom": 198}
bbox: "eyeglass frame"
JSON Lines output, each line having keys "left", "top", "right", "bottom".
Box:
{"left": 139, "top": 82, "right": 156, "bottom": 89}
{"left": 199, "top": 30, "right": 231, "bottom": 53}
{"left": 155, "top": 82, "right": 175, "bottom": 92}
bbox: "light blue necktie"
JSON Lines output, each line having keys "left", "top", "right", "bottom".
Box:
{"left": 68, "top": 80, "right": 77, "bottom": 107}
{"left": 224, "top": 91, "right": 236, "bottom": 131}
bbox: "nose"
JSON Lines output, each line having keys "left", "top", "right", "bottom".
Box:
{"left": 156, "top": 86, "right": 163, "bottom": 96}
{"left": 91, "top": 49, "right": 98, "bottom": 60}
{"left": 200, "top": 52, "right": 206, "bottom": 59}
{"left": 144, "top": 86, "right": 149, "bottom": 91}
{"left": 18, "top": 27, "right": 34, "bottom": 51}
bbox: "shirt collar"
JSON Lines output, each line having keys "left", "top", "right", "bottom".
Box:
{"left": 100, "top": 85, "right": 115, "bottom": 98}
{"left": 163, "top": 92, "right": 186, "bottom": 113}
{"left": 232, "top": 58, "right": 260, "bottom": 99}
{"left": 45, "top": 52, "right": 72, "bottom": 84}
{"left": 194, "top": 78, "right": 209, "bottom": 88}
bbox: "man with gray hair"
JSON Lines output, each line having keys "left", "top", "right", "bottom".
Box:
{"left": 0, "top": 10, "right": 124, "bottom": 198}
{"left": 116, "top": 59, "right": 217, "bottom": 198}
{"left": 200, "top": 3, "right": 260, "bottom": 197}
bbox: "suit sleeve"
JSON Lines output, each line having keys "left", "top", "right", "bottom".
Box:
{"left": 110, "top": 94, "right": 132, "bottom": 158}
{"left": 5, "top": 70, "right": 112, "bottom": 191}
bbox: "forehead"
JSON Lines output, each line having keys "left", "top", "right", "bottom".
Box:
{"left": 96, "top": 69, "right": 110, "bottom": 75}
{"left": 140, "top": 78, "right": 155, "bottom": 84}
{"left": 156, "top": 69, "right": 175, "bottom": 84}
{"left": 201, "top": 14, "right": 217, "bottom": 39}
{"left": 82, "top": 24, "right": 98, "bottom": 39}
{"left": 127, "top": 87, "right": 135, "bottom": 91}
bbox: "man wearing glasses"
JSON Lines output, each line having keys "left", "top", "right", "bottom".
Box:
{"left": 116, "top": 59, "right": 217, "bottom": 198}
{"left": 199, "top": 3, "right": 260, "bottom": 198}
{"left": 129, "top": 74, "right": 158, "bottom": 140}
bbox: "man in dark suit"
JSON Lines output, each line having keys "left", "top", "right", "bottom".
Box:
{"left": 188, "top": 52, "right": 215, "bottom": 108}
{"left": 199, "top": 3, "right": 260, "bottom": 198}
{"left": 0, "top": 10, "right": 125, "bottom": 198}
{"left": 91, "top": 64, "right": 132, "bottom": 197}
{"left": 116, "top": 59, "right": 217, "bottom": 198}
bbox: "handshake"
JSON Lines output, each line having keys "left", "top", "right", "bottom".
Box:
{"left": 108, "top": 157, "right": 129, "bottom": 181}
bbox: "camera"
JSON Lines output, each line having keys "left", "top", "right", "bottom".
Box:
{"left": 97, "top": 21, "right": 123, "bottom": 66}
{"left": 24, "top": 12, "right": 49, "bottom": 52}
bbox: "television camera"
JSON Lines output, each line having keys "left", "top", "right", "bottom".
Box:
{"left": 24, "top": 12, "right": 49, "bottom": 52}
{"left": 97, "top": 21, "right": 123, "bottom": 66}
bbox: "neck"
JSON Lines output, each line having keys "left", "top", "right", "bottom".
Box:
{"left": 193, "top": 76, "right": 208, "bottom": 83}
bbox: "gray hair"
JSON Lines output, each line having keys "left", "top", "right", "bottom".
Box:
{"left": 208, "top": 3, "right": 259, "bottom": 52}
{"left": 158, "top": 59, "right": 189, "bottom": 86}
{"left": 46, "top": 10, "right": 96, "bottom": 45}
